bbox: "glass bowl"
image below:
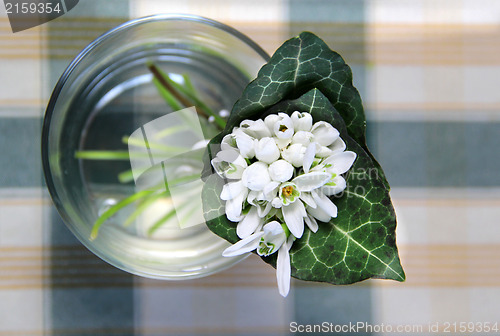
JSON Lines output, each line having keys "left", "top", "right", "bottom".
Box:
{"left": 41, "top": 14, "right": 269, "bottom": 280}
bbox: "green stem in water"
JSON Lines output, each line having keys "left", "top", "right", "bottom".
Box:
{"left": 124, "top": 190, "right": 170, "bottom": 227}
{"left": 75, "top": 151, "right": 131, "bottom": 160}
{"left": 147, "top": 63, "right": 226, "bottom": 129}
{"left": 152, "top": 77, "right": 183, "bottom": 111}
{"left": 90, "top": 189, "right": 157, "bottom": 241}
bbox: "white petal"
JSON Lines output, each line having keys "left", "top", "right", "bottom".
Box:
{"left": 322, "top": 176, "right": 347, "bottom": 196}
{"left": 281, "top": 143, "right": 306, "bottom": 167}
{"left": 242, "top": 162, "right": 271, "bottom": 191}
{"left": 224, "top": 185, "right": 248, "bottom": 222}
{"left": 303, "top": 142, "right": 316, "bottom": 173}
{"left": 277, "top": 241, "right": 291, "bottom": 297}
{"left": 247, "top": 190, "right": 260, "bottom": 205}
{"left": 237, "top": 207, "right": 262, "bottom": 238}
{"left": 249, "top": 119, "right": 272, "bottom": 138}
{"left": 324, "top": 151, "right": 357, "bottom": 175}
{"left": 282, "top": 201, "right": 306, "bottom": 238}
{"left": 263, "top": 181, "right": 280, "bottom": 200}
{"left": 275, "top": 137, "right": 292, "bottom": 149}
{"left": 299, "top": 192, "right": 317, "bottom": 209}
{"left": 225, "top": 191, "right": 247, "bottom": 222}
{"left": 234, "top": 129, "right": 256, "bottom": 159}
{"left": 272, "top": 197, "right": 283, "bottom": 208}
{"left": 304, "top": 215, "right": 319, "bottom": 233}
{"left": 239, "top": 119, "right": 254, "bottom": 128}
{"left": 262, "top": 221, "right": 286, "bottom": 246}
{"left": 222, "top": 231, "right": 264, "bottom": 257}
{"left": 291, "top": 111, "right": 313, "bottom": 132}
{"left": 258, "top": 202, "right": 273, "bottom": 218}
{"left": 292, "top": 131, "right": 314, "bottom": 146}
{"left": 220, "top": 181, "right": 245, "bottom": 201}
{"left": 306, "top": 205, "right": 331, "bottom": 223}
{"left": 311, "top": 121, "right": 340, "bottom": 146}
{"left": 329, "top": 137, "right": 346, "bottom": 153}
{"left": 311, "top": 190, "right": 338, "bottom": 218}
{"left": 255, "top": 137, "right": 280, "bottom": 164}
{"left": 293, "top": 171, "right": 331, "bottom": 192}
{"left": 269, "top": 159, "right": 294, "bottom": 182}
{"left": 264, "top": 114, "right": 280, "bottom": 133}
{"left": 315, "top": 145, "right": 333, "bottom": 158}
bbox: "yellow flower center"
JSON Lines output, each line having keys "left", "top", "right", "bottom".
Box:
{"left": 282, "top": 185, "right": 294, "bottom": 197}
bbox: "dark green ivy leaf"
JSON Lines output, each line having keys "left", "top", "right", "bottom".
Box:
{"left": 202, "top": 32, "right": 405, "bottom": 285}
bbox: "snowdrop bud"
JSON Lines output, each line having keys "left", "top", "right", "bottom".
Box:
{"left": 264, "top": 114, "right": 280, "bottom": 133}
{"left": 233, "top": 128, "right": 256, "bottom": 159}
{"left": 242, "top": 162, "right": 271, "bottom": 191}
{"left": 240, "top": 119, "right": 255, "bottom": 128}
{"left": 247, "top": 119, "right": 272, "bottom": 139}
{"left": 281, "top": 143, "right": 306, "bottom": 167}
{"left": 292, "top": 131, "right": 314, "bottom": 146}
{"left": 291, "top": 111, "right": 313, "bottom": 132}
{"left": 255, "top": 137, "right": 280, "bottom": 163}
{"left": 273, "top": 113, "right": 294, "bottom": 140}
{"left": 311, "top": 121, "right": 340, "bottom": 146}
{"left": 269, "top": 159, "right": 294, "bottom": 182}
{"left": 221, "top": 133, "right": 237, "bottom": 151}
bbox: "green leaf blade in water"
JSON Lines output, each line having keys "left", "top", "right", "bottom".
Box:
{"left": 203, "top": 88, "right": 405, "bottom": 285}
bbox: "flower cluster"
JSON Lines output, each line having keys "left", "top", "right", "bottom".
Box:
{"left": 211, "top": 112, "right": 356, "bottom": 296}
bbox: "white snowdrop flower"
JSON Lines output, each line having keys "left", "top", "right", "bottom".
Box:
{"left": 313, "top": 150, "right": 356, "bottom": 197}
{"left": 255, "top": 137, "right": 280, "bottom": 164}
{"left": 247, "top": 191, "right": 273, "bottom": 218}
{"left": 220, "top": 180, "right": 248, "bottom": 222}
{"left": 240, "top": 118, "right": 272, "bottom": 139}
{"left": 221, "top": 221, "right": 294, "bottom": 297}
{"left": 211, "top": 149, "right": 248, "bottom": 180}
{"left": 264, "top": 114, "right": 280, "bottom": 133}
{"left": 275, "top": 171, "right": 331, "bottom": 238}
{"left": 268, "top": 159, "right": 294, "bottom": 182}
{"left": 242, "top": 161, "right": 271, "bottom": 191}
{"left": 291, "top": 111, "right": 313, "bottom": 132}
{"left": 311, "top": 121, "right": 340, "bottom": 146}
{"left": 211, "top": 111, "right": 357, "bottom": 297}
{"left": 221, "top": 133, "right": 237, "bottom": 151}
{"left": 273, "top": 113, "right": 294, "bottom": 140}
